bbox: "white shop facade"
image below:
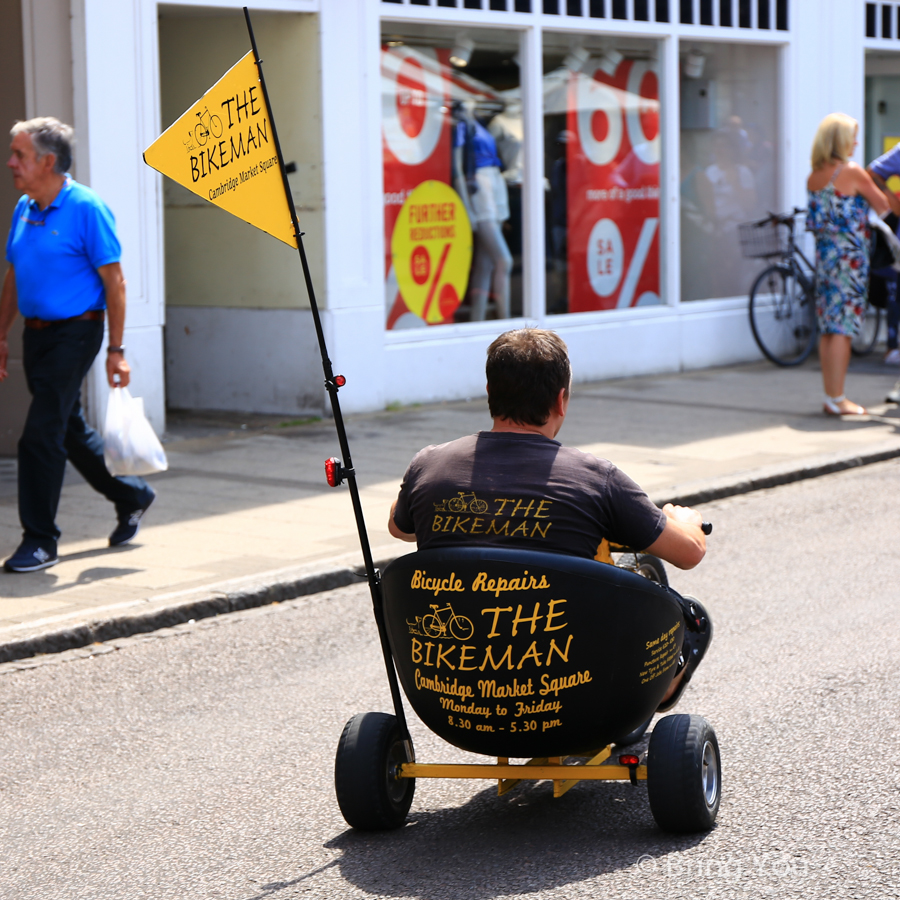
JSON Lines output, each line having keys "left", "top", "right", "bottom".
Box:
{"left": 1, "top": 0, "right": 894, "bottom": 442}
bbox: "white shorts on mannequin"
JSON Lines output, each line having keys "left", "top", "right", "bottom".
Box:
{"left": 470, "top": 166, "right": 510, "bottom": 223}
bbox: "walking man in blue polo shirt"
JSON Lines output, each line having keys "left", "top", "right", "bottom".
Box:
{"left": 0, "top": 117, "right": 155, "bottom": 572}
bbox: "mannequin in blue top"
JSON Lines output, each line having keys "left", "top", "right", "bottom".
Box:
{"left": 0, "top": 118, "right": 156, "bottom": 573}
{"left": 452, "top": 99, "right": 513, "bottom": 321}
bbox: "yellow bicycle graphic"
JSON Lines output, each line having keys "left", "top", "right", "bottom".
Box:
{"left": 446, "top": 491, "right": 488, "bottom": 514}
{"left": 421, "top": 603, "right": 474, "bottom": 640}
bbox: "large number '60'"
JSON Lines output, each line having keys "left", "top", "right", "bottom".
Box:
{"left": 576, "top": 60, "right": 660, "bottom": 168}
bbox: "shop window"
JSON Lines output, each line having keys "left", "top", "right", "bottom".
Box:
{"left": 382, "top": 25, "right": 524, "bottom": 329}
{"left": 656, "top": 0, "right": 670, "bottom": 21}
{"left": 883, "top": 4, "right": 893, "bottom": 38}
{"left": 680, "top": 0, "right": 692, "bottom": 24}
{"left": 590, "top": 0, "right": 606, "bottom": 16}
{"left": 543, "top": 34, "right": 662, "bottom": 315}
{"left": 739, "top": 0, "right": 751, "bottom": 27}
{"left": 566, "top": 0, "right": 583, "bottom": 15}
{"left": 701, "top": 0, "right": 713, "bottom": 25}
{"left": 757, "top": 0, "right": 770, "bottom": 29}
{"left": 864, "top": 54, "right": 900, "bottom": 172}
{"left": 544, "top": 0, "right": 560, "bottom": 13}
{"left": 866, "top": 4, "right": 877, "bottom": 38}
{"left": 612, "top": 0, "right": 627, "bottom": 19}
{"left": 680, "top": 43, "right": 780, "bottom": 302}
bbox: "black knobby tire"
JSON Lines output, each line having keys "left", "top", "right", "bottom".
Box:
{"left": 851, "top": 302, "right": 882, "bottom": 356}
{"left": 619, "top": 552, "right": 669, "bottom": 587}
{"left": 749, "top": 264, "right": 817, "bottom": 366}
{"left": 334, "top": 712, "right": 415, "bottom": 830}
{"left": 647, "top": 714, "right": 721, "bottom": 833}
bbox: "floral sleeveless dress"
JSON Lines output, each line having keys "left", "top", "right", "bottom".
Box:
{"left": 806, "top": 174, "right": 870, "bottom": 337}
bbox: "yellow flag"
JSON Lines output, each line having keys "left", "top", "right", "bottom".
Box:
{"left": 143, "top": 51, "right": 296, "bottom": 248}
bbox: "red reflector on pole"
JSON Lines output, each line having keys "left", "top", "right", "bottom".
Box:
{"left": 325, "top": 457, "right": 343, "bottom": 487}
{"left": 334, "top": 374, "right": 346, "bottom": 387}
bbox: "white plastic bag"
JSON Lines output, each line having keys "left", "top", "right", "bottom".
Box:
{"left": 103, "top": 387, "right": 168, "bottom": 476}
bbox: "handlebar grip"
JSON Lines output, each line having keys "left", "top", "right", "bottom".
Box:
{"left": 701, "top": 522, "right": 713, "bottom": 535}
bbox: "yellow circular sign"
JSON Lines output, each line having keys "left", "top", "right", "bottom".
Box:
{"left": 391, "top": 180, "right": 473, "bottom": 325}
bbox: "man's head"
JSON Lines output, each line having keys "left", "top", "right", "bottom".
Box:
{"left": 486, "top": 329, "right": 571, "bottom": 427}
{"left": 8, "top": 117, "right": 73, "bottom": 198}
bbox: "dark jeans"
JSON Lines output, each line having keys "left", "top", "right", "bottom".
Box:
{"left": 872, "top": 266, "right": 900, "bottom": 351}
{"left": 19, "top": 318, "right": 151, "bottom": 547}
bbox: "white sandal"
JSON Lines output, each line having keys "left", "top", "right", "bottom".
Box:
{"left": 823, "top": 394, "right": 867, "bottom": 416}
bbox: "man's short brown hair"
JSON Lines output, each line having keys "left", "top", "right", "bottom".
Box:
{"left": 486, "top": 329, "right": 571, "bottom": 426}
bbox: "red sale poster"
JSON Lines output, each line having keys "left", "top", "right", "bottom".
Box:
{"left": 382, "top": 47, "right": 453, "bottom": 329}
{"left": 566, "top": 57, "right": 661, "bottom": 312}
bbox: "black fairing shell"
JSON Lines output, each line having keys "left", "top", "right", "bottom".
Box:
{"left": 382, "top": 547, "right": 684, "bottom": 758}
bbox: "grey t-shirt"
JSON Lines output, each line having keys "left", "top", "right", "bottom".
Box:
{"left": 393, "top": 431, "right": 666, "bottom": 560}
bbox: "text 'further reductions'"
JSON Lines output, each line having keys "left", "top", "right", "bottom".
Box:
{"left": 143, "top": 51, "right": 296, "bottom": 248}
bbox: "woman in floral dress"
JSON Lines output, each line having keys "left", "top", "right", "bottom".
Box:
{"left": 807, "top": 113, "right": 889, "bottom": 415}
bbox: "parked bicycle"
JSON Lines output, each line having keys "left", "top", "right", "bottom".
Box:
{"left": 739, "top": 209, "right": 881, "bottom": 366}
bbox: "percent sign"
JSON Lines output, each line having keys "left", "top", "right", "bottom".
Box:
{"left": 414, "top": 243, "right": 458, "bottom": 322}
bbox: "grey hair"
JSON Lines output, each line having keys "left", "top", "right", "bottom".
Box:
{"left": 11, "top": 117, "right": 74, "bottom": 174}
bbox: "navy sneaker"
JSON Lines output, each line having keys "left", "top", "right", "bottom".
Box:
{"left": 109, "top": 489, "right": 156, "bottom": 547}
{"left": 4, "top": 540, "right": 59, "bottom": 573}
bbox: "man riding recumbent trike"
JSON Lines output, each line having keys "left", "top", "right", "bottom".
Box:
{"left": 333, "top": 330, "right": 718, "bottom": 834}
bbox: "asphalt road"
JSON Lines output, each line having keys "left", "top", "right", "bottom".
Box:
{"left": 2, "top": 461, "right": 900, "bottom": 900}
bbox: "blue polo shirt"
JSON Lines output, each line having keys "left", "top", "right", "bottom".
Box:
{"left": 869, "top": 144, "right": 900, "bottom": 180}
{"left": 5, "top": 177, "right": 121, "bottom": 320}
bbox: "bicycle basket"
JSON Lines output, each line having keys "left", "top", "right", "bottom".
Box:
{"left": 738, "top": 219, "right": 788, "bottom": 259}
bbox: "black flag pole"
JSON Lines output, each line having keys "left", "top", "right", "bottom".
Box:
{"left": 243, "top": 8, "right": 412, "bottom": 747}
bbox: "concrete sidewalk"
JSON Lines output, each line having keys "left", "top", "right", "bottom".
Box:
{"left": 2, "top": 356, "right": 899, "bottom": 662}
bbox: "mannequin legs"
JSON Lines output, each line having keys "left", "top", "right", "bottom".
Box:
{"left": 469, "top": 219, "right": 513, "bottom": 321}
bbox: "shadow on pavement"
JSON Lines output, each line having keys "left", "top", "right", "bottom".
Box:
{"left": 320, "top": 780, "right": 707, "bottom": 899}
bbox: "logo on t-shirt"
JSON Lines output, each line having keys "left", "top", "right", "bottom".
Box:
{"left": 431, "top": 491, "right": 554, "bottom": 541}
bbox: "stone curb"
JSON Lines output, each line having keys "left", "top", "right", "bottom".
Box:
{"left": 3, "top": 443, "right": 899, "bottom": 666}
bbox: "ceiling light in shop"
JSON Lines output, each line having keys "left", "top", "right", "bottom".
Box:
{"left": 597, "top": 49, "right": 624, "bottom": 77}
{"left": 563, "top": 46, "right": 590, "bottom": 73}
{"left": 450, "top": 35, "right": 475, "bottom": 67}
{"left": 684, "top": 50, "right": 706, "bottom": 79}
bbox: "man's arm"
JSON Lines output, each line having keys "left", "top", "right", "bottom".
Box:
{"left": 0, "top": 266, "right": 18, "bottom": 381}
{"left": 388, "top": 500, "right": 417, "bottom": 542}
{"left": 643, "top": 503, "right": 706, "bottom": 570}
{"left": 867, "top": 168, "right": 900, "bottom": 217}
{"left": 98, "top": 262, "right": 130, "bottom": 388}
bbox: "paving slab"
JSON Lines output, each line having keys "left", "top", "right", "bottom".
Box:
{"left": 1, "top": 356, "right": 899, "bottom": 660}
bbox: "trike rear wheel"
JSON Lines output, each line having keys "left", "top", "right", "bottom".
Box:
{"left": 334, "top": 712, "right": 415, "bottom": 830}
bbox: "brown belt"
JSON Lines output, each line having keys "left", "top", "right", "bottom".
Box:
{"left": 24, "top": 309, "right": 105, "bottom": 330}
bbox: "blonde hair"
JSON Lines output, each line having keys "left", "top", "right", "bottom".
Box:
{"left": 810, "top": 113, "right": 857, "bottom": 170}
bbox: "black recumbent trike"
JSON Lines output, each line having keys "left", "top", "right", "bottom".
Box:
{"left": 333, "top": 539, "right": 720, "bottom": 835}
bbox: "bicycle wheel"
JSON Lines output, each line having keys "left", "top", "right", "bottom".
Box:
{"left": 421, "top": 614, "right": 442, "bottom": 638}
{"left": 749, "top": 265, "right": 817, "bottom": 366}
{"left": 851, "top": 302, "right": 881, "bottom": 356}
{"left": 209, "top": 114, "right": 224, "bottom": 139}
{"left": 448, "top": 615, "right": 474, "bottom": 640}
